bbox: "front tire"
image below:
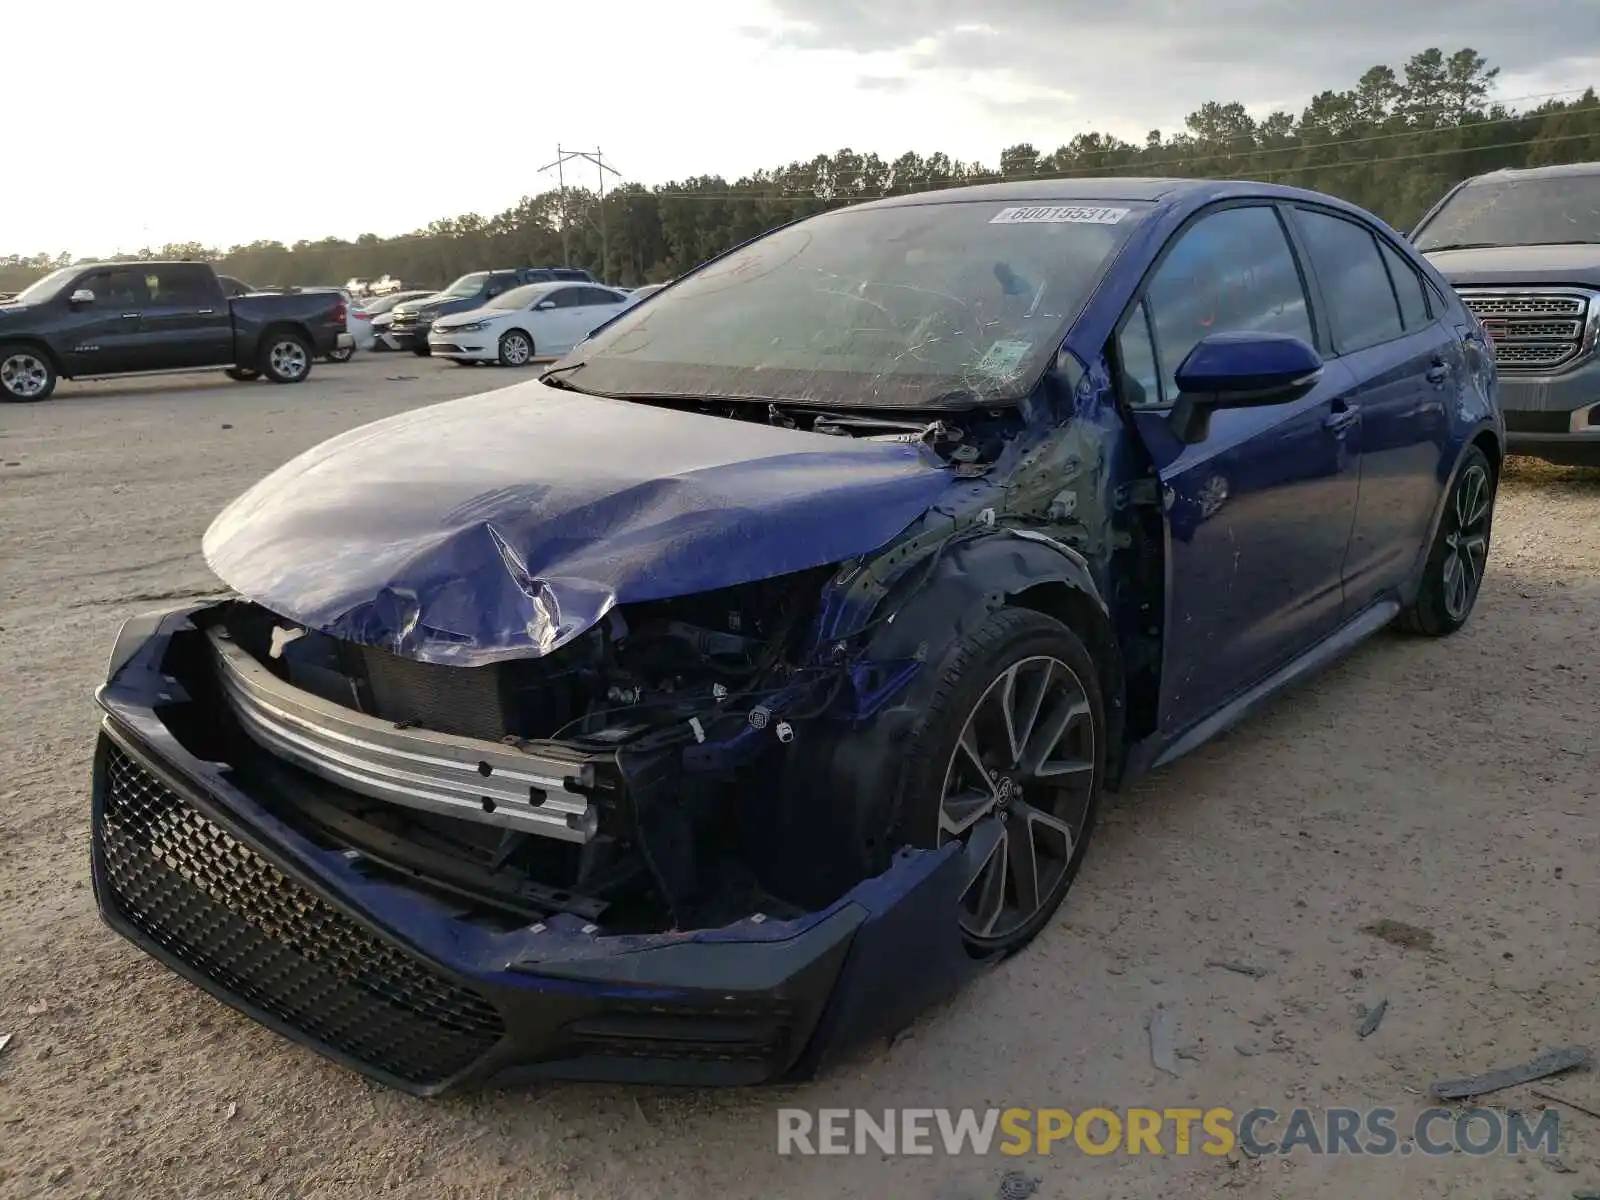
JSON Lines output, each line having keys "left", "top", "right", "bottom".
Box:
{"left": 411, "top": 343, "right": 432, "bottom": 357}
{"left": 1399, "top": 445, "right": 1495, "bottom": 636}
{"left": 259, "top": 332, "right": 313, "bottom": 384}
{"left": 0, "top": 344, "right": 57, "bottom": 402}
{"left": 324, "top": 344, "right": 355, "bottom": 363}
{"left": 497, "top": 328, "right": 535, "bottom": 367}
{"left": 893, "top": 608, "right": 1105, "bottom": 956}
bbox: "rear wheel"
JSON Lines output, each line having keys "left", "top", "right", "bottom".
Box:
{"left": 893, "top": 608, "right": 1105, "bottom": 956}
{"left": 497, "top": 328, "right": 534, "bottom": 367}
{"left": 1399, "top": 445, "right": 1495, "bottom": 636}
{"left": 0, "top": 345, "right": 57, "bottom": 401}
{"left": 259, "top": 332, "right": 312, "bottom": 384}
{"left": 224, "top": 367, "right": 259, "bottom": 382}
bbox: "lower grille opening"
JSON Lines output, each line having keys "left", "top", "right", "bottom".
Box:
{"left": 95, "top": 742, "right": 506, "bottom": 1086}
{"left": 561, "top": 1001, "right": 798, "bottom": 1064}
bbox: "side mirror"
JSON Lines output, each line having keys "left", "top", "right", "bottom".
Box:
{"left": 69, "top": 288, "right": 95, "bottom": 307}
{"left": 1168, "top": 332, "right": 1323, "bottom": 444}
{"left": 535, "top": 299, "right": 556, "bottom": 310}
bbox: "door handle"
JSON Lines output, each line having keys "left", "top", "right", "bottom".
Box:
{"left": 1425, "top": 360, "right": 1449, "bottom": 385}
{"left": 1323, "top": 403, "right": 1361, "bottom": 434}
{"left": 197, "top": 308, "right": 215, "bottom": 315}
{"left": 121, "top": 312, "right": 140, "bottom": 319}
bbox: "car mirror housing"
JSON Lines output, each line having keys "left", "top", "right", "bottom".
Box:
{"left": 69, "top": 288, "right": 95, "bottom": 306}
{"left": 1168, "top": 331, "right": 1323, "bottom": 444}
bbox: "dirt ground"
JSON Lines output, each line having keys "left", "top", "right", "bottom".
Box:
{"left": 1, "top": 357, "right": 1596, "bottom": 1200}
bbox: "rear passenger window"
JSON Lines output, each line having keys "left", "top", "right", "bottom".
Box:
{"left": 1143, "top": 205, "right": 1315, "bottom": 401}
{"left": 1294, "top": 209, "right": 1404, "bottom": 353}
{"left": 1379, "top": 240, "right": 1432, "bottom": 331}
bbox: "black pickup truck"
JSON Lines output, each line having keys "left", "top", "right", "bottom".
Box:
{"left": 0, "top": 261, "right": 350, "bottom": 402}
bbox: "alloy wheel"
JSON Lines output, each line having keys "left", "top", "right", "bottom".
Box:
{"left": 938, "top": 655, "right": 1097, "bottom": 944}
{"left": 502, "top": 333, "right": 531, "bottom": 365}
{"left": 1, "top": 353, "right": 49, "bottom": 398}
{"left": 1441, "top": 463, "right": 1491, "bottom": 621}
{"left": 270, "top": 340, "right": 308, "bottom": 380}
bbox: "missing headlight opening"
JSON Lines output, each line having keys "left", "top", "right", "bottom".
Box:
{"left": 188, "top": 564, "right": 854, "bottom": 927}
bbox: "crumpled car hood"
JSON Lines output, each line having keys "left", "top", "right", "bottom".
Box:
{"left": 203, "top": 381, "right": 958, "bottom": 665}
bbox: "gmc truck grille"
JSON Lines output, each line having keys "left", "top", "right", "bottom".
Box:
{"left": 1457, "top": 288, "right": 1599, "bottom": 373}
{"left": 95, "top": 742, "right": 507, "bottom": 1086}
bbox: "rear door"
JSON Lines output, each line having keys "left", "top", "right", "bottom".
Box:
{"left": 1288, "top": 205, "right": 1461, "bottom": 607}
{"left": 138, "top": 265, "right": 233, "bottom": 368}
{"left": 1117, "top": 202, "right": 1364, "bottom": 738}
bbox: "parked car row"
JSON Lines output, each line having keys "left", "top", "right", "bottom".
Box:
{"left": 383, "top": 266, "right": 597, "bottom": 355}
{"left": 344, "top": 274, "right": 405, "bottom": 297}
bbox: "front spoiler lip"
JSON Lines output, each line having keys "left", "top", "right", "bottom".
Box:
{"left": 89, "top": 606, "right": 979, "bottom": 1093}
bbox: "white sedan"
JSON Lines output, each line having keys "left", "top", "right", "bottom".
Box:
{"left": 427, "top": 282, "right": 639, "bottom": 366}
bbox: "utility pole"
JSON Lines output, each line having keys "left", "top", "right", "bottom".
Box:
{"left": 539, "top": 145, "right": 620, "bottom": 276}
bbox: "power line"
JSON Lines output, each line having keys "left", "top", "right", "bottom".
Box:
{"left": 639, "top": 116, "right": 1600, "bottom": 202}
{"left": 538, "top": 146, "right": 621, "bottom": 271}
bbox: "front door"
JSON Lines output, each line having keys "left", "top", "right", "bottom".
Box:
{"left": 1117, "top": 202, "right": 1363, "bottom": 739}
{"left": 58, "top": 267, "right": 153, "bottom": 375}
{"left": 531, "top": 285, "right": 596, "bottom": 354}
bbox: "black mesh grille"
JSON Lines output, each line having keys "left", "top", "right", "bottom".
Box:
{"left": 96, "top": 743, "right": 506, "bottom": 1085}
{"left": 357, "top": 644, "right": 511, "bottom": 741}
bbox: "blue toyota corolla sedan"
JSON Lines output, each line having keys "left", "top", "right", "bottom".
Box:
{"left": 90, "top": 177, "right": 1502, "bottom": 1094}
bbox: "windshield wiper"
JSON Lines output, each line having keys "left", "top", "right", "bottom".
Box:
{"left": 1417, "top": 242, "right": 1502, "bottom": 252}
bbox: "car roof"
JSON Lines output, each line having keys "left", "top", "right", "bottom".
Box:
{"left": 1461, "top": 160, "right": 1600, "bottom": 181}
{"left": 843, "top": 176, "right": 1386, "bottom": 223}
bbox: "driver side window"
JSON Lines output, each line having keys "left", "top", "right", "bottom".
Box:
{"left": 1140, "top": 205, "right": 1315, "bottom": 405}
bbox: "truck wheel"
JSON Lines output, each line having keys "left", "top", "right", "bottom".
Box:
{"left": 0, "top": 345, "right": 57, "bottom": 401}
{"left": 497, "top": 329, "right": 535, "bottom": 366}
{"left": 411, "top": 344, "right": 432, "bottom": 357}
{"left": 260, "top": 332, "right": 313, "bottom": 384}
{"left": 224, "top": 367, "right": 260, "bottom": 382}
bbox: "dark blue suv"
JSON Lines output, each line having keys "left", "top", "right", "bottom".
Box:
{"left": 90, "top": 178, "right": 1501, "bottom": 1094}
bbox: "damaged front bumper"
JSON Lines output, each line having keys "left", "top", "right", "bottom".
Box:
{"left": 89, "top": 606, "right": 979, "bottom": 1094}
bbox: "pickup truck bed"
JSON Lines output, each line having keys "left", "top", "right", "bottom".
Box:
{"left": 0, "top": 261, "right": 349, "bottom": 401}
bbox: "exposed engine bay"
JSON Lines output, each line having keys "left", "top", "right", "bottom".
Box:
{"left": 187, "top": 566, "right": 879, "bottom": 939}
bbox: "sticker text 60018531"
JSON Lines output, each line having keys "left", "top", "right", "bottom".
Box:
{"left": 990, "top": 206, "right": 1130, "bottom": 225}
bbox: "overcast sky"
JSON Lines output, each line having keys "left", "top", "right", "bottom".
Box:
{"left": 9, "top": 0, "right": 1598, "bottom": 256}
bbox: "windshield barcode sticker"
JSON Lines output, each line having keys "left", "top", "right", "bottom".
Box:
{"left": 990, "top": 206, "right": 1129, "bottom": 224}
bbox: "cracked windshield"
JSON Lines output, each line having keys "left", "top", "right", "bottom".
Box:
{"left": 577, "top": 202, "right": 1147, "bottom": 406}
